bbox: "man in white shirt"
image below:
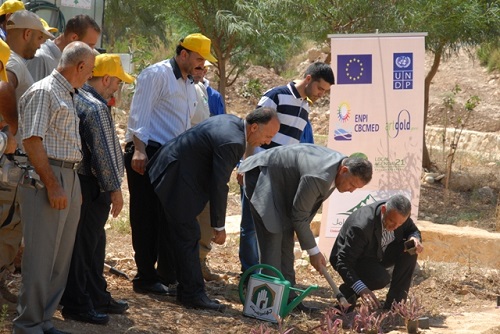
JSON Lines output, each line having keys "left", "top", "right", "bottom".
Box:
{"left": 125, "top": 33, "right": 217, "bottom": 296}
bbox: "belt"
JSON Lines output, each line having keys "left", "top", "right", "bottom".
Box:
{"left": 48, "top": 158, "right": 80, "bottom": 170}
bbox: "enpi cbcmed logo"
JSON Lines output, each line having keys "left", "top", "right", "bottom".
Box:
{"left": 385, "top": 109, "right": 417, "bottom": 138}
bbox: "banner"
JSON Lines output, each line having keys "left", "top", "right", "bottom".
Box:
{"left": 318, "top": 33, "right": 427, "bottom": 256}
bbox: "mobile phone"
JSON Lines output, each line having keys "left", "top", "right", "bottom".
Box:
{"left": 404, "top": 239, "right": 416, "bottom": 255}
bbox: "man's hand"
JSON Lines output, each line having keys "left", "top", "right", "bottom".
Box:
{"left": 131, "top": 149, "right": 148, "bottom": 175}
{"left": 236, "top": 172, "right": 244, "bottom": 186}
{"left": 4, "top": 130, "right": 17, "bottom": 154}
{"left": 410, "top": 236, "right": 424, "bottom": 254}
{"left": 309, "top": 253, "right": 327, "bottom": 273}
{"left": 46, "top": 183, "right": 67, "bottom": 210}
{"left": 110, "top": 190, "right": 123, "bottom": 218}
{"left": 359, "top": 287, "right": 381, "bottom": 310}
{"left": 212, "top": 229, "right": 226, "bottom": 245}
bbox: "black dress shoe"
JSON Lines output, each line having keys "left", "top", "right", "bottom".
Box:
{"left": 44, "top": 328, "right": 71, "bottom": 334}
{"left": 180, "top": 294, "right": 226, "bottom": 312}
{"left": 293, "top": 302, "right": 320, "bottom": 314}
{"left": 133, "top": 282, "right": 177, "bottom": 296}
{"left": 61, "top": 308, "right": 109, "bottom": 325}
{"left": 95, "top": 298, "right": 129, "bottom": 314}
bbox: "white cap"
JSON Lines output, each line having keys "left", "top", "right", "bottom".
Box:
{"left": 6, "top": 10, "right": 55, "bottom": 39}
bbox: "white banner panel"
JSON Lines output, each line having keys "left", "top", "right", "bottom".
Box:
{"left": 319, "top": 33, "right": 427, "bottom": 256}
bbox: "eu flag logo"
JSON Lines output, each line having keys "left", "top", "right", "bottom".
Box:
{"left": 337, "top": 54, "right": 372, "bottom": 84}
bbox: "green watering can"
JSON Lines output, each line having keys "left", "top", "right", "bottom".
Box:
{"left": 238, "top": 264, "right": 318, "bottom": 323}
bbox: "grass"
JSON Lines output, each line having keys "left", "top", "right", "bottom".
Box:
{"left": 108, "top": 215, "right": 131, "bottom": 235}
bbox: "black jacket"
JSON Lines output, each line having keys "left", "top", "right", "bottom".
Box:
{"left": 329, "top": 200, "right": 421, "bottom": 288}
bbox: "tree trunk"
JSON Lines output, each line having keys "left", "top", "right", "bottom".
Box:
{"left": 422, "top": 45, "right": 444, "bottom": 169}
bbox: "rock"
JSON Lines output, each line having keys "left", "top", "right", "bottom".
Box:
{"left": 475, "top": 186, "right": 496, "bottom": 204}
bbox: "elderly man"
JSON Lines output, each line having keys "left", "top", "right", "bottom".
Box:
{"left": 238, "top": 144, "right": 372, "bottom": 313}
{"left": 330, "top": 194, "right": 424, "bottom": 311}
{"left": 14, "top": 41, "right": 95, "bottom": 334}
{"left": 59, "top": 54, "right": 134, "bottom": 325}
{"left": 148, "top": 107, "right": 280, "bottom": 312}
{"left": 125, "top": 33, "right": 217, "bottom": 296}
{"left": 27, "top": 14, "right": 101, "bottom": 82}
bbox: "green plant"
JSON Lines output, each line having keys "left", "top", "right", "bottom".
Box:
{"left": 239, "top": 78, "right": 264, "bottom": 100}
{"left": 109, "top": 216, "right": 131, "bottom": 235}
{"left": 441, "top": 85, "right": 480, "bottom": 190}
{"left": 0, "top": 304, "right": 8, "bottom": 330}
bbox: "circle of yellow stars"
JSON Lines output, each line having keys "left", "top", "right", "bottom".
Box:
{"left": 345, "top": 58, "right": 365, "bottom": 81}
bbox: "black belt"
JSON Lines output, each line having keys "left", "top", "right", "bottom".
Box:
{"left": 48, "top": 158, "right": 80, "bottom": 170}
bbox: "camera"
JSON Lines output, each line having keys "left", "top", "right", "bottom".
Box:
{"left": 0, "top": 155, "right": 24, "bottom": 188}
{"left": 404, "top": 239, "right": 416, "bottom": 255}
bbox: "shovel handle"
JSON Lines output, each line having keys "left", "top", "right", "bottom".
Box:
{"left": 320, "top": 266, "right": 350, "bottom": 309}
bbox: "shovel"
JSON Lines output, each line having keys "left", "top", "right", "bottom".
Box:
{"left": 320, "top": 265, "right": 351, "bottom": 309}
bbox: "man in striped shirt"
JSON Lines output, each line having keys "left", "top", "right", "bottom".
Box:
{"left": 238, "top": 63, "right": 335, "bottom": 297}
{"left": 125, "top": 33, "right": 217, "bottom": 296}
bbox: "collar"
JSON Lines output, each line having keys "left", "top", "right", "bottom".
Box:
{"left": 82, "top": 83, "right": 107, "bottom": 105}
{"left": 288, "top": 81, "right": 303, "bottom": 100}
{"left": 169, "top": 57, "right": 194, "bottom": 83}
{"left": 52, "top": 69, "right": 77, "bottom": 95}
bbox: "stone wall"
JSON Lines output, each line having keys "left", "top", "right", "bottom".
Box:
{"left": 414, "top": 220, "right": 500, "bottom": 269}
{"left": 426, "top": 126, "right": 500, "bottom": 161}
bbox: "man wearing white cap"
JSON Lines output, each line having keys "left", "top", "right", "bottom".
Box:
{"left": 60, "top": 54, "right": 134, "bottom": 325}
{"left": 125, "top": 33, "right": 217, "bottom": 296}
{"left": 6, "top": 10, "right": 53, "bottom": 101}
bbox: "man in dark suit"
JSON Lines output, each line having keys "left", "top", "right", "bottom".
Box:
{"left": 238, "top": 144, "right": 372, "bottom": 312}
{"left": 147, "top": 108, "right": 280, "bottom": 312}
{"left": 330, "top": 194, "right": 424, "bottom": 311}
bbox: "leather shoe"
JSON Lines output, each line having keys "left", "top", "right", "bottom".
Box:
{"left": 44, "top": 328, "right": 71, "bottom": 334}
{"left": 95, "top": 298, "right": 129, "bottom": 314}
{"left": 180, "top": 294, "right": 226, "bottom": 312}
{"left": 133, "top": 282, "right": 176, "bottom": 296}
{"left": 294, "top": 302, "right": 320, "bottom": 314}
{"left": 61, "top": 308, "right": 109, "bottom": 325}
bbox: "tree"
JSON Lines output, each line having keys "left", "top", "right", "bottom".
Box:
{"left": 103, "top": 0, "right": 172, "bottom": 49}
{"left": 304, "top": 0, "right": 500, "bottom": 168}
{"left": 157, "top": 0, "right": 306, "bottom": 99}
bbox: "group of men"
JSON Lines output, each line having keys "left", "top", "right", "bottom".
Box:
{"left": 0, "top": 2, "right": 135, "bottom": 333}
{"left": 0, "top": 0, "right": 425, "bottom": 332}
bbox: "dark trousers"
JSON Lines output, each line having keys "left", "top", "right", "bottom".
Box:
{"left": 238, "top": 188, "right": 260, "bottom": 273}
{"left": 124, "top": 143, "right": 176, "bottom": 286}
{"left": 61, "top": 174, "right": 111, "bottom": 312}
{"left": 339, "top": 241, "right": 418, "bottom": 309}
{"left": 153, "top": 162, "right": 206, "bottom": 301}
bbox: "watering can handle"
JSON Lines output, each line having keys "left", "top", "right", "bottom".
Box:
{"left": 321, "top": 266, "right": 351, "bottom": 309}
{"left": 238, "top": 264, "right": 285, "bottom": 304}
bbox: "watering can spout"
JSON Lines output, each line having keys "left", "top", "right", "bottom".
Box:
{"left": 283, "top": 285, "right": 318, "bottom": 316}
